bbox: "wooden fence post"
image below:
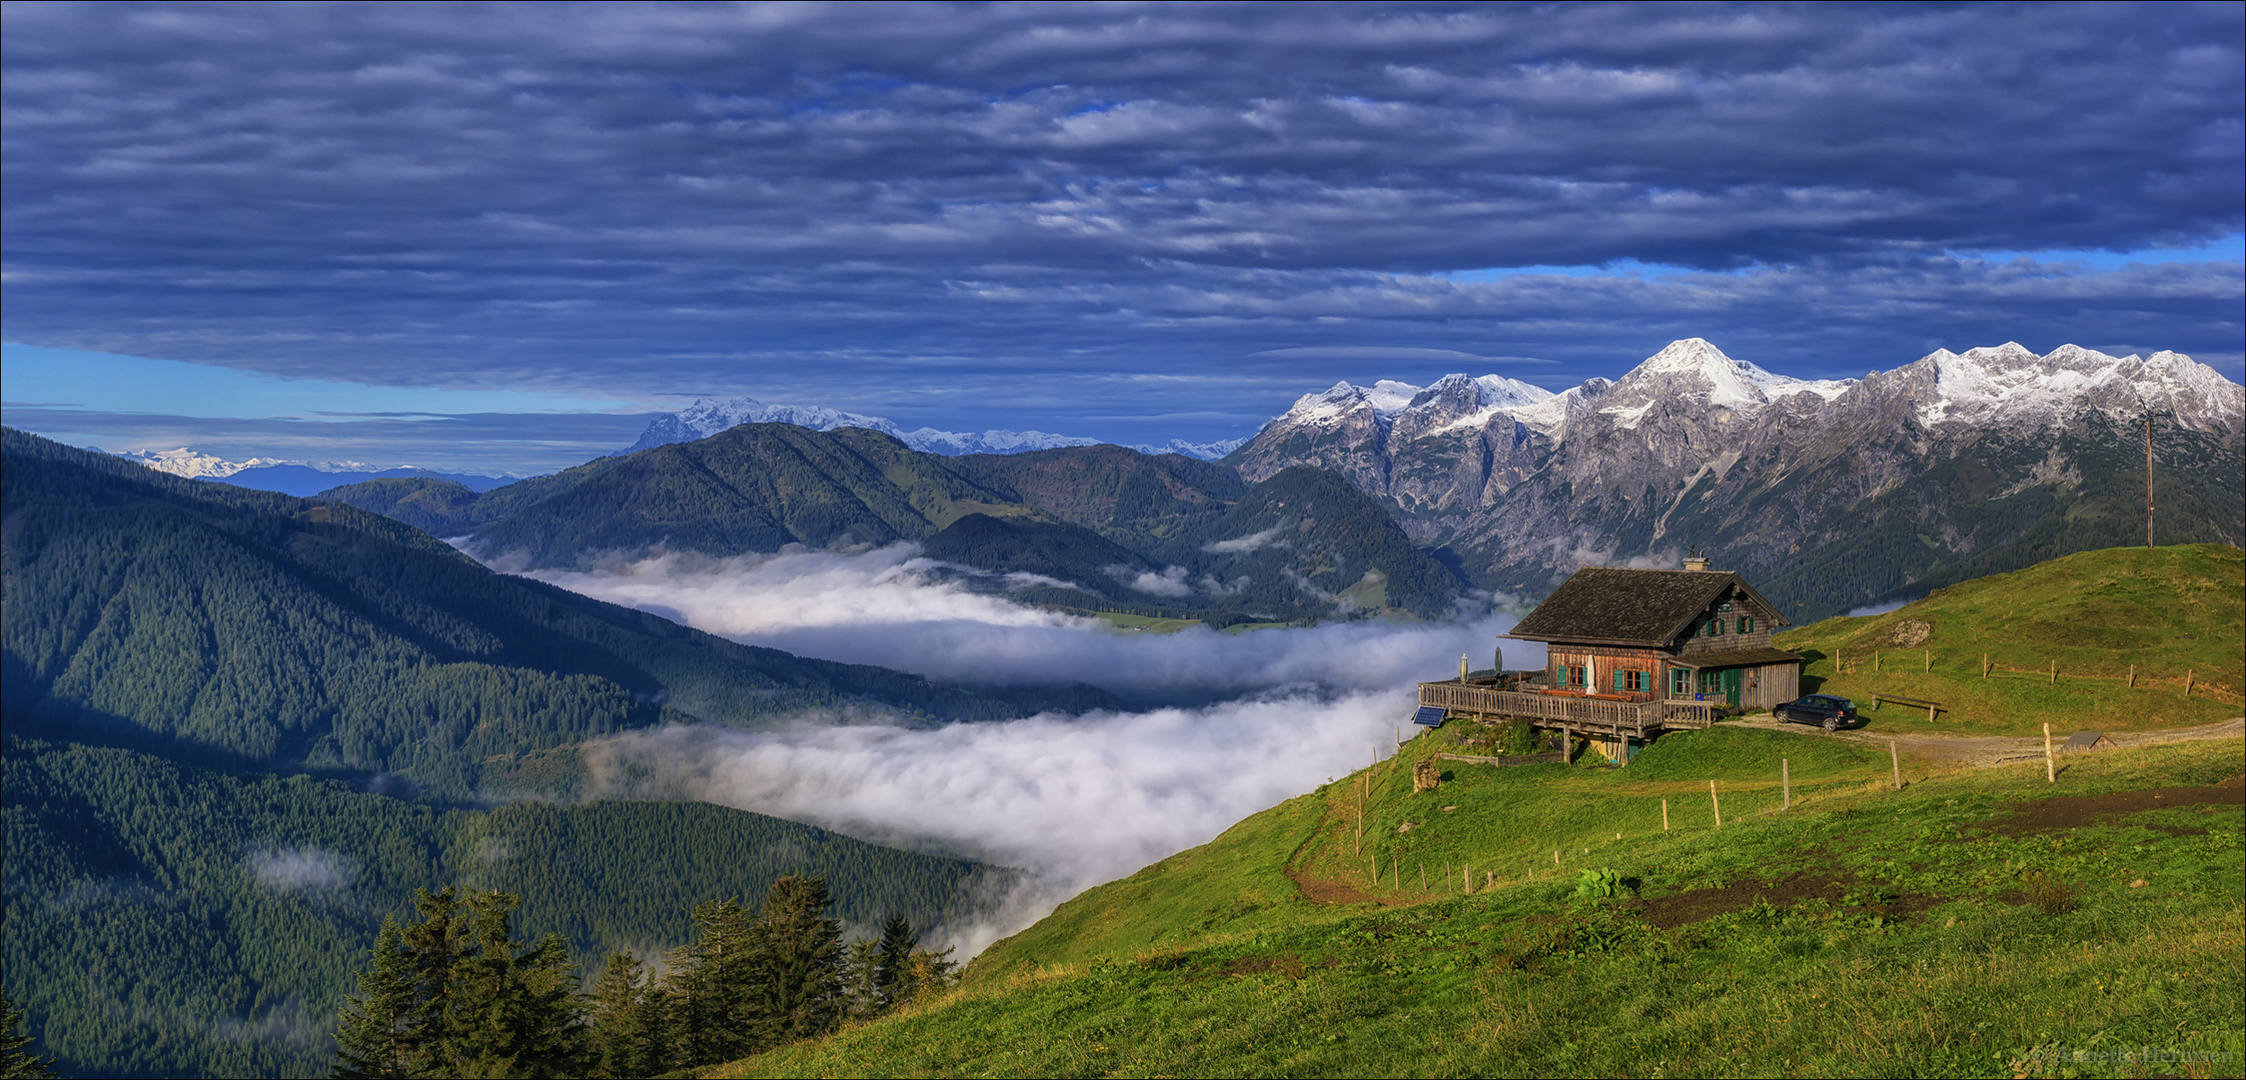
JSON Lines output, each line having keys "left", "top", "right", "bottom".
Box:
{"left": 2186, "top": 669, "right": 2194, "bottom": 696}
{"left": 1982, "top": 653, "right": 1989, "bottom": 679}
{"left": 1662, "top": 799, "right": 1670, "bottom": 831}
{"left": 2043, "top": 723, "right": 2055, "bottom": 783}
{"left": 2049, "top": 660, "right": 2056, "bottom": 685}
{"left": 1890, "top": 740, "right": 1902, "bottom": 790}
{"left": 1876, "top": 650, "right": 1882, "bottom": 673}
{"left": 1924, "top": 650, "right": 1930, "bottom": 672}
{"left": 2128, "top": 664, "right": 2135, "bottom": 688}
{"left": 1710, "top": 780, "right": 1722, "bottom": 828}
{"left": 1782, "top": 759, "right": 1791, "bottom": 810}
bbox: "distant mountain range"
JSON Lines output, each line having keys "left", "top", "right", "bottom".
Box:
{"left": 623, "top": 395, "right": 1249, "bottom": 461}
{"left": 319, "top": 425, "right": 1465, "bottom": 622}
{"left": 106, "top": 446, "right": 514, "bottom": 496}
{"left": 1226, "top": 338, "right": 2245, "bottom": 620}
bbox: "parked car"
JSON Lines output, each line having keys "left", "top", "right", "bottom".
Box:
{"left": 1773, "top": 694, "right": 1861, "bottom": 731}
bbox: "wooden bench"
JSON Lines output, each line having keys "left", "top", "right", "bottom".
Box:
{"left": 1871, "top": 692, "right": 1945, "bottom": 723}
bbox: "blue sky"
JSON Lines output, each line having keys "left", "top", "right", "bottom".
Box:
{"left": 3, "top": 3, "right": 2240, "bottom": 475}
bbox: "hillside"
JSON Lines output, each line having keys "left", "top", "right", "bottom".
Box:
{"left": 3, "top": 428, "right": 1107, "bottom": 797}
{"left": 1775, "top": 544, "right": 2246, "bottom": 735}
{"left": 722, "top": 726, "right": 2244, "bottom": 1078}
{"left": 324, "top": 423, "right": 1467, "bottom": 620}
{"left": 3, "top": 734, "right": 1011, "bottom": 1079}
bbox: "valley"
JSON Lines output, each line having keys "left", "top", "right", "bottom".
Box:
{"left": 4, "top": 346, "right": 2242, "bottom": 1079}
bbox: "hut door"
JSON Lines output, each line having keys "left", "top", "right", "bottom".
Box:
{"left": 1720, "top": 668, "right": 1742, "bottom": 708}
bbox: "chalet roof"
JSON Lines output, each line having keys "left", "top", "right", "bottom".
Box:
{"left": 1502, "top": 567, "right": 1790, "bottom": 647}
{"left": 1668, "top": 646, "right": 1803, "bottom": 668}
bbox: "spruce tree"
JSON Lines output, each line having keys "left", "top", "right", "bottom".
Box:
{"left": 840, "top": 939, "right": 882, "bottom": 1022}
{"left": 333, "top": 918, "right": 417, "bottom": 1079}
{"left": 1, "top": 990, "right": 56, "bottom": 1080}
{"left": 662, "top": 898, "right": 767, "bottom": 1068}
{"left": 873, "top": 915, "right": 916, "bottom": 1008}
{"left": 754, "top": 876, "right": 844, "bottom": 1042}
{"left": 586, "top": 953, "right": 657, "bottom": 1079}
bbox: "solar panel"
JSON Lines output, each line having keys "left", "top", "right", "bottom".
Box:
{"left": 1411, "top": 705, "right": 1447, "bottom": 727}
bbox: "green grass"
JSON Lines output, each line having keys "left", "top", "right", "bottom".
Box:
{"left": 713, "top": 730, "right": 2244, "bottom": 1078}
{"left": 1777, "top": 544, "right": 2245, "bottom": 735}
{"left": 1092, "top": 611, "right": 1208, "bottom": 634}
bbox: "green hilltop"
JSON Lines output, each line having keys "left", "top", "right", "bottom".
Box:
{"left": 1776, "top": 543, "right": 2245, "bottom": 735}
{"left": 719, "top": 728, "right": 2245, "bottom": 1079}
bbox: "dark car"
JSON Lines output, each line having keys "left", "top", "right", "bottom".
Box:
{"left": 1774, "top": 694, "right": 1861, "bottom": 731}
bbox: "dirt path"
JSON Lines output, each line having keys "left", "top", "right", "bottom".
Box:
{"left": 1729, "top": 715, "right": 2245, "bottom": 767}
{"left": 1284, "top": 868, "right": 1396, "bottom": 906}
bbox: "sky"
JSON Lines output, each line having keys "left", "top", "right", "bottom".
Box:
{"left": 4, "top": 2, "right": 2242, "bottom": 475}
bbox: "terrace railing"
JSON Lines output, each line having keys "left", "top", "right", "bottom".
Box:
{"left": 1416, "top": 682, "right": 1715, "bottom": 734}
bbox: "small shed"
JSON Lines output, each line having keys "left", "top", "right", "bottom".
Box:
{"left": 2061, "top": 731, "right": 2116, "bottom": 754}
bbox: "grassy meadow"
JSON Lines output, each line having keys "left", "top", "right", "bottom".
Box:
{"left": 714, "top": 725, "right": 2244, "bottom": 1078}
{"left": 1776, "top": 544, "right": 2245, "bottom": 735}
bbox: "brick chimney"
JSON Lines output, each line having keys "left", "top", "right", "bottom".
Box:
{"left": 1683, "top": 554, "right": 1710, "bottom": 572}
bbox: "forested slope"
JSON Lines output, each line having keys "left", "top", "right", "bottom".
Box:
{"left": 319, "top": 423, "right": 1468, "bottom": 621}
{"left": 2, "top": 735, "right": 1010, "bottom": 1078}
{"left": 3, "top": 428, "right": 1111, "bottom": 796}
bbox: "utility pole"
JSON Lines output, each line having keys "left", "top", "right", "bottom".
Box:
{"left": 2144, "top": 411, "right": 2155, "bottom": 549}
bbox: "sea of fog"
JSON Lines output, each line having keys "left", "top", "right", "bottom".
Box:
{"left": 522, "top": 544, "right": 1544, "bottom": 954}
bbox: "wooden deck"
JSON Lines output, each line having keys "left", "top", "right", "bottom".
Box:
{"left": 1416, "top": 681, "right": 1716, "bottom": 737}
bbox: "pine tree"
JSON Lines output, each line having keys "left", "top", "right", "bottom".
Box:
{"left": 585, "top": 952, "right": 656, "bottom": 1079}
{"left": 839, "top": 939, "right": 882, "bottom": 1023}
{"left": 754, "top": 875, "right": 844, "bottom": 1042}
{"left": 333, "top": 918, "right": 417, "bottom": 1079}
{"left": 872, "top": 915, "right": 915, "bottom": 1009}
{"left": 1, "top": 990, "right": 56, "bottom": 1080}
{"left": 334, "top": 886, "right": 583, "bottom": 1079}
{"left": 661, "top": 898, "right": 768, "bottom": 1068}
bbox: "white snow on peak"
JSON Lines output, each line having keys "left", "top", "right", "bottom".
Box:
{"left": 1282, "top": 380, "right": 1418, "bottom": 424}
{"left": 1365, "top": 380, "right": 1424, "bottom": 416}
{"left": 107, "top": 447, "right": 374, "bottom": 479}
{"left": 1472, "top": 374, "right": 1557, "bottom": 410}
{"left": 1915, "top": 343, "right": 2243, "bottom": 430}
{"left": 1605, "top": 338, "right": 1856, "bottom": 426}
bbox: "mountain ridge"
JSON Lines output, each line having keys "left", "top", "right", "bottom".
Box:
{"left": 1226, "top": 339, "right": 2245, "bottom": 620}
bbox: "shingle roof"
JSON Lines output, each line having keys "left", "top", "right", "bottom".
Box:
{"left": 1502, "top": 567, "right": 1789, "bottom": 647}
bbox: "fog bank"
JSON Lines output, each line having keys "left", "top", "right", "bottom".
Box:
{"left": 586, "top": 686, "right": 1417, "bottom": 955}
{"left": 526, "top": 545, "right": 1541, "bottom": 698}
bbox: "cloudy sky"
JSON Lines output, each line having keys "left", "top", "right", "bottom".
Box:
{"left": 4, "top": 2, "right": 2241, "bottom": 474}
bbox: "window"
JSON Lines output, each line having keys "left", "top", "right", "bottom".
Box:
{"left": 1623, "top": 669, "right": 1650, "bottom": 692}
{"left": 1737, "top": 616, "right": 1754, "bottom": 634}
{"left": 1569, "top": 665, "right": 1586, "bottom": 687}
{"left": 1698, "top": 669, "right": 1722, "bottom": 694}
{"left": 1670, "top": 667, "right": 1692, "bottom": 696}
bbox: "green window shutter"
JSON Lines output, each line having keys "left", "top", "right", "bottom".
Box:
{"left": 1613, "top": 669, "right": 1624, "bottom": 691}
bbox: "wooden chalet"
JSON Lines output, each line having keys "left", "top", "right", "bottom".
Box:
{"left": 1415, "top": 557, "right": 1804, "bottom": 755}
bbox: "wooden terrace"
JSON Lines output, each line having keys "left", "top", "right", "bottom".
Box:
{"left": 1416, "top": 679, "right": 1717, "bottom": 738}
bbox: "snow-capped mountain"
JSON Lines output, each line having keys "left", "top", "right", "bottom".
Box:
{"left": 622, "top": 396, "right": 1244, "bottom": 460}
{"left": 108, "top": 446, "right": 349, "bottom": 479}
{"left": 1232, "top": 338, "right": 2244, "bottom": 620}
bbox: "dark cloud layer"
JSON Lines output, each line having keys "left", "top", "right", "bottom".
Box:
{"left": 4, "top": 2, "right": 2240, "bottom": 443}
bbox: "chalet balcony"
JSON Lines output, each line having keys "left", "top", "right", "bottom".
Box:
{"left": 1415, "top": 679, "right": 1717, "bottom": 736}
